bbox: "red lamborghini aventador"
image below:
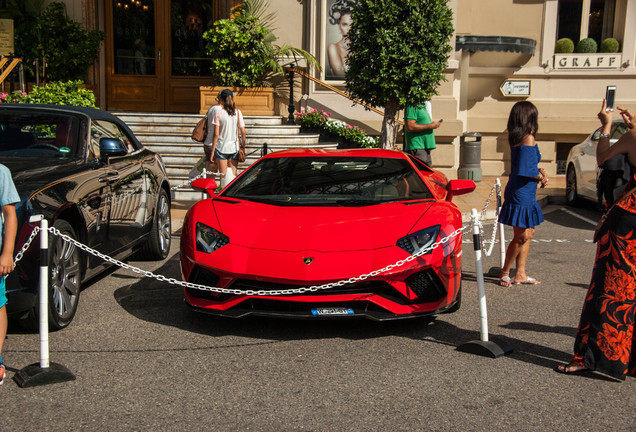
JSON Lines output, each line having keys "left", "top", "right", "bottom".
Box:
{"left": 180, "top": 148, "right": 475, "bottom": 320}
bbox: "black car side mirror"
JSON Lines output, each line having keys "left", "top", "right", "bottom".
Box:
{"left": 100, "top": 138, "right": 127, "bottom": 159}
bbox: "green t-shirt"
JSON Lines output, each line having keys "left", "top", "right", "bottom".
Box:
{"left": 404, "top": 105, "right": 436, "bottom": 150}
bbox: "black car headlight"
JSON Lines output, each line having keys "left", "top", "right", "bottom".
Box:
{"left": 396, "top": 225, "right": 440, "bottom": 256}
{"left": 196, "top": 222, "right": 229, "bottom": 253}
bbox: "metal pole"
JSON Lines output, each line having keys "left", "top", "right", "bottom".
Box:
{"left": 287, "top": 68, "right": 295, "bottom": 125}
{"left": 495, "top": 178, "right": 506, "bottom": 268}
{"left": 38, "top": 218, "right": 50, "bottom": 369}
{"left": 471, "top": 208, "right": 489, "bottom": 342}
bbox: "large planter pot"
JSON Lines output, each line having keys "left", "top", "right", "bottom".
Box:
{"left": 199, "top": 86, "right": 275, "bottom": 115}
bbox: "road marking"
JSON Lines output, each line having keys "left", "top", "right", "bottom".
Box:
{"left": 559, "top": 207, "right": 598, "bottom": 226}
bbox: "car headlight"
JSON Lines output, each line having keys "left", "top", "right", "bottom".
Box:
{"left": 396, "top": 225, "right": 440, "bottom": 255}
{"left": 196, "top": 222, "right": 229, "bottom": 253}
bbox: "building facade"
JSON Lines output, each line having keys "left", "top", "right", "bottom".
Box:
{"left": 50, "top": 0, "right": 636, "bottom": 178}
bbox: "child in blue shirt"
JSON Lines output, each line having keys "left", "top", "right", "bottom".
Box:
{"left": 0, "top": 163, "right": 19, "bottom": 385}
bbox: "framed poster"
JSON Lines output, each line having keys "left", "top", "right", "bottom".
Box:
{"left": 323, "top": 0, "right": 357, "bottom": 82}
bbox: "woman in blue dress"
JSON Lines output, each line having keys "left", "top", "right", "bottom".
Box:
{"left": 498, "top": 101, "right": 549, "bottom": 287}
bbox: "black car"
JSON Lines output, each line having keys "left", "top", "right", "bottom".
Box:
{"left": 0, "top": 104, "right": 172, "bottom": 329}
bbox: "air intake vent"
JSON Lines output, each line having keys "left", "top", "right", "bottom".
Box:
{"left": 405, "top": 269, "right": 447, "bottom": 302}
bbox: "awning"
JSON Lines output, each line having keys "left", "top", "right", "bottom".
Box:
{"left": 455, "top": 35, "right": 536, "bottom": 55}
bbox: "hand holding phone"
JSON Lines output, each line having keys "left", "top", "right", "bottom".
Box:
{"left": 438, "top": 119, "right": 443, "bottom": 123}
{"left": 605, "top": 85, "right": 616, "bottom": 111}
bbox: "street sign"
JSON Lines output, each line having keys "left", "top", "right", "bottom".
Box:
{"left": 500, "top": 80, "right": 531, "bottom": 97}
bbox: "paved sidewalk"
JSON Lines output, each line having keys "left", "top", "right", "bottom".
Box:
{"left": 170, "top": 175, "right": 566, "bottom": 232}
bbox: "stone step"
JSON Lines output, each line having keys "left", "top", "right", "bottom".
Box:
{"left": 114, "top": 112, "right": 286, "bottom": 126}
{"left": 131, "top": 124, "right": 302, "bottom": 136}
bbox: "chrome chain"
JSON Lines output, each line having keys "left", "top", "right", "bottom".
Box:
{"left": 16, "top": 225, "right": 466, "bottom": 296}
{"left": 13, "top": 225, "right": 40, "bottom": 265}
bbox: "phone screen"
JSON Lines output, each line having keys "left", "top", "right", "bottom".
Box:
{"left": 606, "top": 85, "right": 616, "bottom": 111}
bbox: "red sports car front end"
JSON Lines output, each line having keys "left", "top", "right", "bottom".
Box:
{"left": 180, "top": 149, "right": 474, "bottom": 320}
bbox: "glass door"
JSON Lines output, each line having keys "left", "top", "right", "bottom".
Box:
{"left": 106, "top": 0, "right": 220, "bottom": 113}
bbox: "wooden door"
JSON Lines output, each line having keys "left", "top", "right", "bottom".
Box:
{"left": 105, "top": 0, "right": 219, "bottom": 113}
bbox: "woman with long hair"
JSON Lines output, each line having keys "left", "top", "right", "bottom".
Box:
{"left": 498, "top": 101, "right": 549, "bottom": 286}
{"left": 210, "top": 89, "right": 246, "bottom": 186}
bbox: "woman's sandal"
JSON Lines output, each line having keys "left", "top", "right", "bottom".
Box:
{"left": 514, "top": 276, "right": 541, "bottom": 285}
{"left": 499, "top": 271, "right": 512, "bottom": 287}
{"left": 554, "top": 362, "right": 590, "bottom": 375}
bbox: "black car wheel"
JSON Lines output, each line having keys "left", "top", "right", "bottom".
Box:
{"left": 49, "top": 219, "right": 81, "bottom": 330}
{"left": 566, "top": 165, "right": 580, "bottom": 206}
{"left": 140, "top": 189, "right": 171, "bottom": 260}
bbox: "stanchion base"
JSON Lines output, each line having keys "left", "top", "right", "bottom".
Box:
{"left": 456, "top": 340, "right": 513, "bottom": 358}
{"left": 13, "top": 362, "right": 76, "bottom": 388}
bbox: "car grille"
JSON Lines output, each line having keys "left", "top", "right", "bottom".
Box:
{"left": 229, "top": 278, "right": 406, "bottom": 302}
{"left": 186, "top": 266, "right": 234, "bottom": 301}
{"left": 405, "top": 269, "right": 447, "bottom": 302}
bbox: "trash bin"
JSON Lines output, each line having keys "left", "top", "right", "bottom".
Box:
{"left": 458, "top": 132, "right": 482, "bottom": 182}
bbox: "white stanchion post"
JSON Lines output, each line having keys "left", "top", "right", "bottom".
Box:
{"left": 471, "top": 209, "right": 489, "bottom": 342}
{"left": 39, "top": 218, "right": 50, "bottom": 369}
{"left": 495, "top": 178, "right": 506, "bottom": 269}
{"left": 456, "top": 208, "right": 513, "bottom": 358}
{"left": 14, "top": 216, "right": 75, "bottom": 388}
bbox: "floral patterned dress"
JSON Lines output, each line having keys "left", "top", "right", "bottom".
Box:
{"left": 572, "top": 173, "right": 636, "bottom": 380}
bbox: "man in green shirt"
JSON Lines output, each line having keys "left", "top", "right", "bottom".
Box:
{"left": 404, "top": 102, "right": 442, "bottom": 166}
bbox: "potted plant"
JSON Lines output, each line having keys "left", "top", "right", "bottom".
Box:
{"left": 199, "top": 0, "right": 320, "bottom": 115}
{"left": 295, "top": 109, "right": 379, "bottom": 148}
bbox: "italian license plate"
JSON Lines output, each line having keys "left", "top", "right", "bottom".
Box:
{"left": 311, "top": 307, "right": 354, "bottom": 316}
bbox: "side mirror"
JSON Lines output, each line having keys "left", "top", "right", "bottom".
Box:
{"left": 192, "top": 178, "right": 218, "bottom": 197}
{"left": 446, "top": 179, "right": 476, "bottom": 201}
{"left": 100, "top": 138, "right": 127, "bottom": 158}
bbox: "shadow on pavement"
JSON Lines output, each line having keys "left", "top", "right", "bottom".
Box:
{"left": 111, "top": 252, "right": 592, "bottom": 375}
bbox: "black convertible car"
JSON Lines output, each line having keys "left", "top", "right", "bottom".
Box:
{"left": 0, "top": 104, "right": 172, "bottom": 329}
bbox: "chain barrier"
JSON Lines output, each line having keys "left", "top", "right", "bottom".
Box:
{"left": 14, "top": 179, "right": 504, "bottom": 296}
{"left": 476, "top": 181, "right": 501, "bottom": 257}
{"left": 13, "top": 224, "right": 467, "bottom": 296}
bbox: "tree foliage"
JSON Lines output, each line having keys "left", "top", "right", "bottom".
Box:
{"left": 7, "top": 2, "right": 104, "bottom": 82}
{"left": 345, "top": 0, "right": 454, "bottom": 147}
{"left": 203, "top": 0, "right": 320, "bottom": 87}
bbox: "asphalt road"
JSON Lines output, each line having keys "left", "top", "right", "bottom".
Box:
{"left": 2, "top": 201, "right": 635, "bottom": 431}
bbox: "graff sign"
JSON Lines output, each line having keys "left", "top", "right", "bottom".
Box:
{"left": 553, "top": 54, "right": 622, "bottom": 70}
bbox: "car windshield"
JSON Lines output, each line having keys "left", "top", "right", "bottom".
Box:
{"left": 0, "top": 111, "right": 81, "bottom": 158}
{"left": 223, "top": 156, "right": 434, "bottom": 205}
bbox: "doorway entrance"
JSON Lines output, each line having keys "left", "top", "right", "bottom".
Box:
{"left": 105, "top": 0, "right": 220, "bottom": 113}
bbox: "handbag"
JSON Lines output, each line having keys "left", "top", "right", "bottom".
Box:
{"left": 235, "top": 111, "right": 246, "bottom": 163}
{"left": 191, "top": 116, "right": 207, "bottom": 142}
{"left": 237, "top": 146, "right": 246, "bottom": 163}
{"left": 593, "top": 184, "right": 636, "bottom": 242}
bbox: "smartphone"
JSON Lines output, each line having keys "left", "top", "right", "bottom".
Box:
{"left": 605, "top": 85, "right": 616, "bottom": 111}
{"left": 438, "top": 119, "right": 444, "bottom": 123}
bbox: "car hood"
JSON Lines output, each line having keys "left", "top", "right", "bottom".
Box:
{"left": 210, "top": 199, "right": 437, "bottom": 252}
{"left": 0, "top": 157, "right": 88, "bottom": 196}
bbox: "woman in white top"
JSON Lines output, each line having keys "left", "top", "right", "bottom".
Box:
{"left": 210, "top": 89, "right": 246, "bottom": 183}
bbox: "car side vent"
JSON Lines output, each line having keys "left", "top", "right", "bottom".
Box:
{"left": 186, "top": 266, "right": 230, "bottom": 300}
{"left": 405, "top": 269, "right": 447, "bottom": 302}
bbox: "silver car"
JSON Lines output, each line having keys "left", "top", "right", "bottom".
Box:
{"left": 565, "top": 120, "right": 630, "bottom": 207}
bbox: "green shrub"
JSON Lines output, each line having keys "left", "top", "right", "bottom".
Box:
{"left": 600, "top": 38, "right": 620, "bottom": 53}
{"left": 294, "top": 109, "right": 379, "bottom": 148}
{"left": 554, "top": 38, "right": 574, "bottom": 54}
{"left": 0, "top": 90, "right": 28, "bottom": 104}
{"left": 23, "top": 81, "right": 96, "bottom": 107}
{"left": 575, "top": 38, "right": 597, "bottom": 53}
{"left": 13, "top": 2, "right": 105, "bottom": 81}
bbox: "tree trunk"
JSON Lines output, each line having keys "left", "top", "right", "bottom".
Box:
{"left": 380, "top": 99, "right": 399, "bottom": 149}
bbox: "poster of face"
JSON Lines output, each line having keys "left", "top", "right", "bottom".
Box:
{"left": 325, "top": 0, "right": 356, "bottom": 81}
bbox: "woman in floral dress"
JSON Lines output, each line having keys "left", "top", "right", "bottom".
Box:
{"left": 556, "top": 100, "right": 636, "bottom": 380}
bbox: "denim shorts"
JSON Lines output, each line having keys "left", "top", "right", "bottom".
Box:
{"left": 0, "top": 276, "right": 7, "bottom": 308}
{"left": 214, "top": 148, "right": 239, "bottom": 160}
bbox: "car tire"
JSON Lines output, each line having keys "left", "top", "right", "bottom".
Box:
{"left": 565, "top": 165, "right": 580, "bottom": 206}
{"left": 139, "top": 188, "right": 171, "bottom": 260}
{"left": 49, "top": 219, "right": 82, "bottom": 330}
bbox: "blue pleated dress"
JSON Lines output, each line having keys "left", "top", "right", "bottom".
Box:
{"left": 498, "top": 144, "right": 544, "bottom": 228}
